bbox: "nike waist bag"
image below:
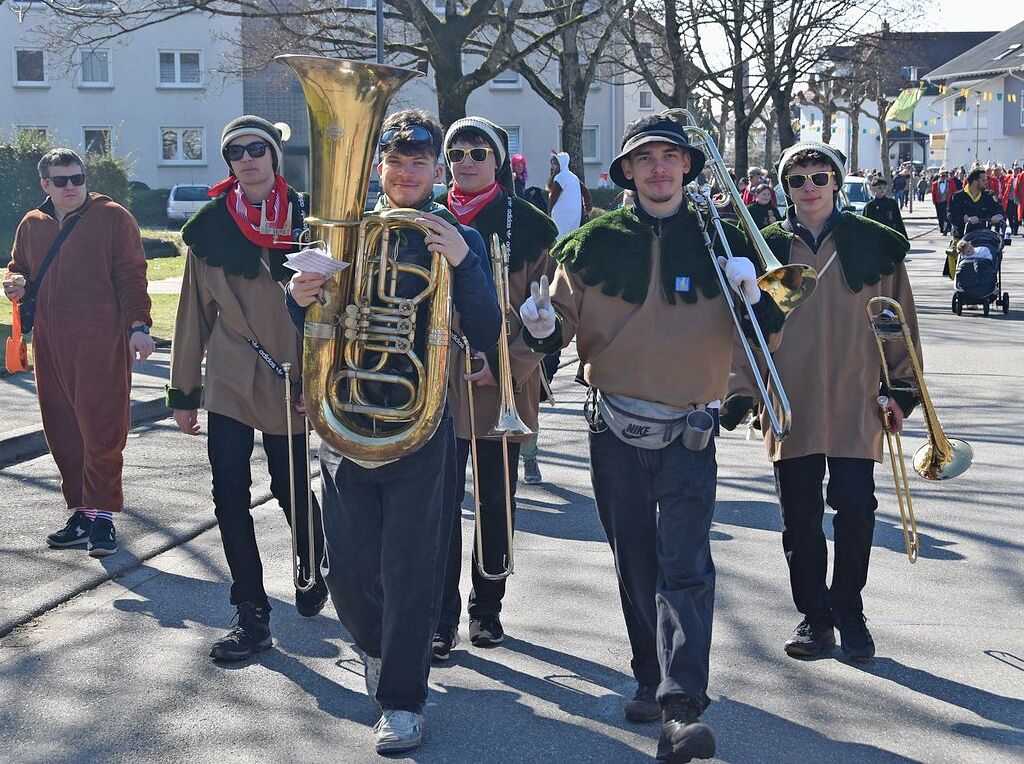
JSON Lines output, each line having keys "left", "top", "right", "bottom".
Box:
{"left": 597, "top": 391, "right": 713, "bottom": 451}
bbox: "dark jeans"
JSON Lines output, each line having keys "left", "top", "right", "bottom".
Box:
{"left": 589, "top": 426, "right": 717, "bottom": 709}
{"left": 1008, "top": 203, "right": 1020, "bottom": 235}
{"left": 439, "top": 437, "right": 521, "bottom": 630}
{"left": 206, "top": 411, "right": 324, "bottom": 608}
{"left": 774, "top": 454, "right": 877, "bottom": 621}
{"left": 319, "top": 416, "right": 457, "bottom": 712}
{"left": 935, "top": 202, "right": 949, "bottom": 234}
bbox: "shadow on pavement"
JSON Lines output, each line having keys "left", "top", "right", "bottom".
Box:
{"left": 849, "top": 657, "right": 1024, "bottom": 733}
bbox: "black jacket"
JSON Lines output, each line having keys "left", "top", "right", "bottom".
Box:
{"left": 947, "top": 189, "right": 1003, "bottom": 238}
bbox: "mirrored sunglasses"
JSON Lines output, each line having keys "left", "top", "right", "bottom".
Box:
{"left": 446, "top": 147, "right": 495, "bottom": 164}
{"left": 378, "top": 124, "right": 435, "bottom": 151}
{"left": 785, "top": 171, "right": 835, "bottom": 189}
{"left": 223, "top": 141, "right": 270, "bottom": 161}
{"left": 48, "top": 174, "right": 86, "bottom": 188}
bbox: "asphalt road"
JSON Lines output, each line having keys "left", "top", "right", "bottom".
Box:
{"left": 0, "top": 209, "right": 1021, "bottom": 763}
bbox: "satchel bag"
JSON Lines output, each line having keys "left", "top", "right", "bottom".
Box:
{"left": 18, "top": 216, "right": 81, "bottom": 334}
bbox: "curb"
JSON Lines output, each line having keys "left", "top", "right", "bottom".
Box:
{"left": 0, "top": 396, "right": 171, "bottom": 469}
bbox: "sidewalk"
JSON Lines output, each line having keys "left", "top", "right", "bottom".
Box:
{"left": 0, "top": 345, "right": 174, "bottom": 466}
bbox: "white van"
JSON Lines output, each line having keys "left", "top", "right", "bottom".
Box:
{"left": 166, "top": 184, "right": 211, "bottom": 223}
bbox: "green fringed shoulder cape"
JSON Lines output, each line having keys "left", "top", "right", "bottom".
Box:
{"left": 549, "top": 206, "right": 752, "bottom": 305}
{"left": 759, "top": 212, "right": 910, "bottom": 292}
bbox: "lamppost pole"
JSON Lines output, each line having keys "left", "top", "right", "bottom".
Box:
{"left": 376, "top": 0, "right": 384, "bottom": 64}
{"left": 975, "top": 98, "right": 980, "bottom": 162}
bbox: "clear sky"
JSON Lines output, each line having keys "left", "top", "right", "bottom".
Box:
{"left": 914, "top": 0, "right": 1021, "bottom": 33}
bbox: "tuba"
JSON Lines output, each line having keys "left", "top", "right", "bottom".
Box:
{"left": 276, "top": 55, "right": 452, "bottom": 463}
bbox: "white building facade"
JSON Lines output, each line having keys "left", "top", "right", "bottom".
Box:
{"left": 1, "top": 4, "right": 243, "bottom": 189}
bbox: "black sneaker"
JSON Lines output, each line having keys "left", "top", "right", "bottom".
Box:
{"left": 432, "top": 626, "right": 459, "bottom": 662}
{"left": 656, "top": 695, "right": 716, "bottom": 763}
{"left": 87, "top": 518, "right": 117, "bottom": 557}
{"left": 522, "top": 458, "right": 542, "bottom": 484}
{"left": 784, "top": 617, "right": 836, "bottom": 658}
{"left": 210, "top": 602, "right": 273, "bottom": 661}
{"left": 837, "top": 612, "right": 875, "bottom": 662}
{"left": 469, "top": 614, "right": 504, "bottom": 647}
{"left": 295, "top": 576, "right": 329, "bottom": 618}
{"left": 46, "top": 511, "right": 93, "bottom": 548}
{"left": 625, "top": 684, "right": 661, "bottom": 723}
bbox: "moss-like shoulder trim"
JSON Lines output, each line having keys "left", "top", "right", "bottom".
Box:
{"left": 759, "top": 212, "right": 909, "bottom": 292}
{"left": 549, "top": 206, "right": 752, "bottom": 305}
{"left": 165, "top": 385, "right": 202, "bottom": 410}
{"left": 438, "top": 192, "right": 558, "bottom": 273}
{"left": 180, "top": 188, "right": 305, "bottom": 281}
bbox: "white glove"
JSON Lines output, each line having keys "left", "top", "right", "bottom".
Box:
{"left": 520, "top": 275, "right": 557, "bottom": 339}
{"left": 718, "top": 256, "right": 761, "bottom": 304}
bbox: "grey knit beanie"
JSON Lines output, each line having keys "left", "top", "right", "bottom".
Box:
{"left": 221, "top": 115, "right": 284, "bottom": 171}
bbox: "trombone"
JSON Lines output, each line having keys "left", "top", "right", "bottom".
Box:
{"left": 283, "top": 362, "right": 318, "bottom": 591}
{"left": 666, "top": 109, "right": 818, "bottom": 440}
{"left": 866, "top": 297, "right": 973, "bottom": 563}
{"left": 463, "top": 234, "right": 532, "bottom": 581}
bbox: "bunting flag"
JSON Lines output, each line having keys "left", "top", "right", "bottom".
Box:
{"left": 886, "top": 88, "right": 924, "bottom": 123}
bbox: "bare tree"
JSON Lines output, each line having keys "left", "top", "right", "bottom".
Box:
{"left": 30, "top": 0, "right": 603, "bottom": 127}
{"left": 511, "top": 0, "right": 632, "bottom": 180}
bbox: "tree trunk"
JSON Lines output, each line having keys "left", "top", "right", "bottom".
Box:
{"left": 559, "top": 107, "right": 586, "bottom": 183}
{"left": 877, "top": 111, "right": 891, "bottom": 180}
{"left": 848, "top": 98, "right": 862, "bottom": 172}
{"left": 734, "top": 116, "right": 751, "bottom": 177}
{"left": 764, "top": 112, "right": 775, "bottom": 173}
{"left": 822, "top": 102, "right": 833, "bottom": 144}
{"left": 773, "top": 88, "right": 795, "bottom": 149}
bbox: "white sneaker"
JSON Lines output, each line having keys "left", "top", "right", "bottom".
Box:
{"left": 373, "top": 709, "right": 424, "bottom": 754}
{"left": 363, "top": 654, "right": 382, "bottom": 708}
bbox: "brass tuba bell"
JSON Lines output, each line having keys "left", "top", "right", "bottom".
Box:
{"left": 276, "top": 55, "right": 454, "bottom": 463}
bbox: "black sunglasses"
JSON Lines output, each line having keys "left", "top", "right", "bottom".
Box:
{"left": 785, "top": 171, "right": 835, "bottom": 189}
{"left": 378, "top": 125, "right": 435, "bottom": 151}
{"left": 223, "top": 141, "right": 270, "bottom": 161}
{"left": 47, "top": 173, "right": 86, "bottom": 188}
{"left": 446, "top": 147, "right": 495, "bottom": 164}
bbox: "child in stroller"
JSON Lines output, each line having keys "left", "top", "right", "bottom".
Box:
{"left": 952, "top": 227, "right": 1009, "bottom": 316}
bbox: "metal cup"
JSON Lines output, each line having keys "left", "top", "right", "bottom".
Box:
{"left": 682, "top": 409, "right": 714, "bottom": 451}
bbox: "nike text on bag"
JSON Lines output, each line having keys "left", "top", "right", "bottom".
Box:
{"left": 597, "top": 391, "right": 714, "bottom": 451}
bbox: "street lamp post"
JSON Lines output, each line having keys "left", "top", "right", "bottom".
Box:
{"left": 376, "top": 0, "right": 384, "bottom": 64}
{"left": 975, "top": 99, "right": 981, "bottom": 163}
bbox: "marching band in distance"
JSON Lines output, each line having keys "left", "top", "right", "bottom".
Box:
{"left": 9, "top": 52, "right": 984, "bottom": 763}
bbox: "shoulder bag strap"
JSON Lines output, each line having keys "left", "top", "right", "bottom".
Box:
{"left": 26, "top": 216, "right": 81, "bottom": 298}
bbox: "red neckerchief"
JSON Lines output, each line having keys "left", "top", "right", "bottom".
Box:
{"left": 208, "top": 174, "right": 293, "bottom": 250}
{"left": 448, "top": 181, "right": 500, "bottom": 226}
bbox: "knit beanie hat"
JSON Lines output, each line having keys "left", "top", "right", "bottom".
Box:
{"left": 444, "top": 117, "right": 515, "bottom": 195}
{"left": 221, "top": 115, "right": 284, "bottom": 172}
{"left": 776, "top": 141, "right": 847, "bottom": 190}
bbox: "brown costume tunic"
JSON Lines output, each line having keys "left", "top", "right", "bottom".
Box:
{"left": 444, "top": 192, "right": 558, "bottom": 444}
{"left": 529, "top": 206, "right": 783, "bottom": 408}
{"left": 7, "top": 193, "right": 151, "bottom": 511}
{"left": 169, "top": 248, "right": 303, "bottom": 436}
{"left": 728, "top": 215, "right": 919, "bottom": 463}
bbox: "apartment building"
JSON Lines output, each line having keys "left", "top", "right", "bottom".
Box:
{"left": 0, "top": 3, "right": 243, "bottom": 189}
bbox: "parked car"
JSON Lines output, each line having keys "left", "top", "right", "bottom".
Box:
{"left": 841, "top": 177, "right": 870, "bottom": 214}
{"left": 166, "top": 184, "right": 211, "bottom": 223}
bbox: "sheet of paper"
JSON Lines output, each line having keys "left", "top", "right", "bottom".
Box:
{"left": 283, "top": 246, "right": 348, "bottom": 276}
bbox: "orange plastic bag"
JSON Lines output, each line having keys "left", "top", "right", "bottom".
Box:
{"left": 5, "top": 298, "right": 28, "bottom": 373}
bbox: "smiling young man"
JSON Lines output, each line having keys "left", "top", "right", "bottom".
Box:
{"left": 288, "top": 109, "right": 501, "bottom": 755}
{"left": 433, "top": 117, "right": 558, "bottom": 661}
{"left": 4, "top": 148, "right": 153, "bottom": 557}
{"left": 722, "top": 141, "right": 921, "bottom": 664}
{"left": 518, "top": 114, "right": 785, "bottom": 764}
{"left": 166, "top": 116, "right": 328, "bottom": 661}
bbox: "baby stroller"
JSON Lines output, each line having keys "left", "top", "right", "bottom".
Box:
{"left": 951, "top": 226, "right": 1009, "bottom": 316}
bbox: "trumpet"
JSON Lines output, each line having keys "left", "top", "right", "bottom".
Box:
{"left": 866, "top": 296, "right": 974, "bottom": 563}
{"left": 464, "top": 234, "right": 531, "bottom": 581}
{"left": 667, "top": 109, "right": 817, "bottom": 440}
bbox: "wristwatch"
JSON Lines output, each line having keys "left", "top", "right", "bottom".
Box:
{"left": 131, "top": 324, "right": 151, "bottom": 335}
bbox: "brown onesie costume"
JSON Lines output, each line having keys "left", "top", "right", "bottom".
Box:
{"left": 7, "top": 193, "right": 151, "bottom": 512}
